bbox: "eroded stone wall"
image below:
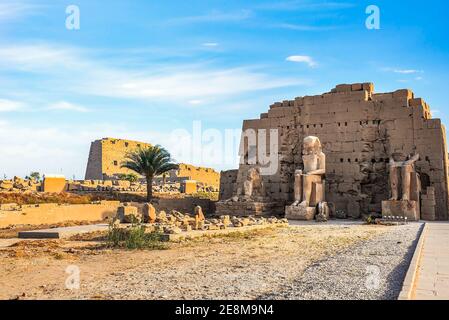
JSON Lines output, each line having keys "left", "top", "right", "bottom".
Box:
{"left": 0, "top": 201, "right": 120, "bottom": 228}
{"left": 85, "top": 138, "right": 151, "bottom": 180}
{"left": 85, "top": 138, "right": 220, "bottom": 189}
{"left": 219, "top": 170, "right": 238, "bottom": 200}
{"left": 226, "top": 83, "right": 449, "bottom": 220}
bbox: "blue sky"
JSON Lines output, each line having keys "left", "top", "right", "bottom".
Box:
{"left": 0, "top": 0, "right": 449, "bottom": 178}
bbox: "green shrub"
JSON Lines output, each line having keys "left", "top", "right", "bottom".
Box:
{"left": 192, "top": 191, "right": 219, "bottom": 201}
{"left": 364, "top": 215, "right": 377, "bottom": 225}
{"left": 107, "top": 222, "right": 167, "bottom": 250}
{"left": 116, "top": 173, "right": 139, "bottom": 183}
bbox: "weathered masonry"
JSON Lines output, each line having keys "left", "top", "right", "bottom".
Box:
{"left": 85, "top": 138, "right": 151, "bottom": 180}
{"left": 219, "top": 83, "right": 449, "bottom": 221}
{"left": 85, "top": 138, "right": 220, "bottom": 188}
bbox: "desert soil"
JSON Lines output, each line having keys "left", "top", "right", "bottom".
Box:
{"left": 0, "top": 223, "right": 420, "bottom": 300}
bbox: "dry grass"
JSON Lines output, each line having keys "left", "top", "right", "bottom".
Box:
{"left": 0, "top": 192, "right": 101, "bottom": 206}
{"left": 0, "top": 191, "right": 218, "bottom": 206}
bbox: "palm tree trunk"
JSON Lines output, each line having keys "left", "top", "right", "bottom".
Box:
{"left": 146, "top": 175, "right": 153, "bottom": 202}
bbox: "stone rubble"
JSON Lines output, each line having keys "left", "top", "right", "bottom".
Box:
{"left": 115, "top": 205, "right": 287, "bottom": 234}
{"left": 0, "top": 177, "right": 41, "bottom": 193}
{"left": 0, "top": 178, "right": 217, "bottom": 195}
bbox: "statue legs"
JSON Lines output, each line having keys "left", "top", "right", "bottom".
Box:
{"left": 401, "top": 164, "right": 413, "bottom": 201}
{"left": 299, "top": 174, "right": 322, "bottom": 207}
{"left": 292, "top": 170, "right": 303, "bottom": 206}
{"left": 389, "top": 166, "right": 399, "bottom": 200}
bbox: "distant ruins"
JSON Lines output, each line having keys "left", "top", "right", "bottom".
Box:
{"left": 85, "top": 138, "right": 220, "bottom": 188}
{"left": 217, "top": 83, "right": 449, "bottom": 221}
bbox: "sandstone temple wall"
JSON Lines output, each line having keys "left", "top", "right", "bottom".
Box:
{"left": 169, "top": 164, "right": 220, "bottom": 188}
{"left": 219, "top": 170, "right": 238, "bottom": 200}
{"left": 85, "top": 138, "right": 151, "bottom": 180}
{"left": 85, "top": 138, "right": 220, "bottom": 188}
{"left": 226, "top": 83, "right": 449, "bottom": 220}
{"left": 0, "top": 201, "right": 120, "bottom": 228}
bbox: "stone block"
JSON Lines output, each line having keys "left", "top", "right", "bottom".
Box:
{"left": 410, "top": 98, "right": 425, "bottom": 107}
{"left": 335, "top": 84, "right": 352, "bottom": 92}
{"left": 181, "top": 180, "right": 197, "bottom": 194}
{"left": 285, "top": 205, "right": 316, "bottom": 221}
{"left": 117, "top": 205, "right": 141, "bottom": 223}
{"left": 142, "top": 203, "right": 156, "bottom": 223}
{"left": 351, "top": 83, "right": 363, "bottom": 91}
{"left": 362, "top": 82, "right": 374, "bottom": 93}
{"left": 421, "top": 205, "right": 436, "bottom": 221}
{"left": 43, "top": 176, "right": 67, "bottom": 193}
{"left": 393, "top": 89, "right": 414, "bottom": 100}
{"left": 382, "top": 200, "right": 420, "bottom": 221}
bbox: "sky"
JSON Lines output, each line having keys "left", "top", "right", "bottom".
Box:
{"left": 0, "top": 0, "right": 449, "bottom": 179}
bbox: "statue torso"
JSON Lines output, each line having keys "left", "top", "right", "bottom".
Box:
{"left": 303, "top": 154, "right": 318, "bottom": 173}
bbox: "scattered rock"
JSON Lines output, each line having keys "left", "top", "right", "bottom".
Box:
{"left": 142, "top": 203, "right": 156, "bottom": 223}
{"left": 194, "top": 206, "right": 205, "bottom": 221}
{"left": 117, "top": 206, "right": 141, "bottom": 223}
{"left": 316, "top": 202, "right": 330, "bottom": 223}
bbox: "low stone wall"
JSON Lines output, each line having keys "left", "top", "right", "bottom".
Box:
{"left": 0, "top": 201, "right": 120, "bottom": 228}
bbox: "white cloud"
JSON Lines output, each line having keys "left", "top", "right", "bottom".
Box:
{"left": 257, "top": 1, "right": 355, "bottom": 11}
{"left": 0, "top": 44, "right": 303, "bottom": 102}
{"left": 0, "top": 99, "right": 24, "bottom": 112}
{"left": 0, "top": 118, "right": 241, "bottom": 178}
{"left": 202, "top": 42, "right": 219, "bottom": 47}
{"left": 188, "top": 99, "right": 203, "bottom": 105}
{"left": 394, "top": 69, "right": 422, "bottom": 74}
{"left": 0, "top": 1, "right": 40, "bottom": 22}
{"left": 47, "top": 101, "right": 90, "bottom": 113}
{"left": 275, "top": 23, "right": 337, "bottom": 31}
{"left": 167, "top": 10, "right": 252, "bottom": 25}
{"left": 382, "top": 67, "right": 424, "bottom": 75}
{"left": 0, "top": 120, "right": 179, "bottom": 178}
{"left": 286, "top": 55, "right": 317, "bottom": 67}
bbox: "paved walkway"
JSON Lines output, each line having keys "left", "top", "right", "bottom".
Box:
{"left": 412, "top": 222, "right": 449, "bottom": 300}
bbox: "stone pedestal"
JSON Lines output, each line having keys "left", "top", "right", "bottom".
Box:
{"left": 285, "top": 205, "right": 316, "bottom": 221}
{"left": 382, "top": 200, "right": 420, "bottom": 221}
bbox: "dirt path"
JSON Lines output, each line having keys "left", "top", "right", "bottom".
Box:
{"left": 0, "top": 224, "right": 392, "bottom": 300}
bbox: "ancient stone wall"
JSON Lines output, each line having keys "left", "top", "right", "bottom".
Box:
{"left": 219, "top": 170, "right": 238, "bottom": 200}
{"left": 0, "top": 201, "right": 120, "bottom": 228}
{"left": 225, "top": 83, "right": 449, "bottom": 220}
{"left": 85, "top": 138, "right": 151, "bottom": 180}
{"left": 85, "top": 138, "right": 220, "bottom": 189}
{"left": 171, "top": 164, "right": 220, "bottom": 188}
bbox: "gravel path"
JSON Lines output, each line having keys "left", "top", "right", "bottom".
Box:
{"left": 0, "top": 223, "right": 422, "bottom": 300}
{"left": 260, "top": 223, "right": 423, "bottom": 300}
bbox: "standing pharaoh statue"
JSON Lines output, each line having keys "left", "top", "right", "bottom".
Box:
{"left": 389, "top": 154, "right": 420, "bottom": 201}
{"left": 382, "top": 153, "right": 421, "bottom": 221}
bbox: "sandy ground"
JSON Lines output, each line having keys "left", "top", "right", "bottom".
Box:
{"left": 0, "top": 223, "right": 414, "bottom": 300}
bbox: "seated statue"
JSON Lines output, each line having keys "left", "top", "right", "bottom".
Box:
{"left": 292, "top": 136, "right": 326, "bottom": 207}
{"left": 389, "top": 153, "right": 420, "bottom": 201}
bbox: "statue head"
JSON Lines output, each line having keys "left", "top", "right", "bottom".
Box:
{"left": 302, "top": 136, "right": 322, "bottom": 155}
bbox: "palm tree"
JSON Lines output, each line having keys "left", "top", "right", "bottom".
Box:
{"left": 121, "top": 145, "right": 178, "bottom": 201}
